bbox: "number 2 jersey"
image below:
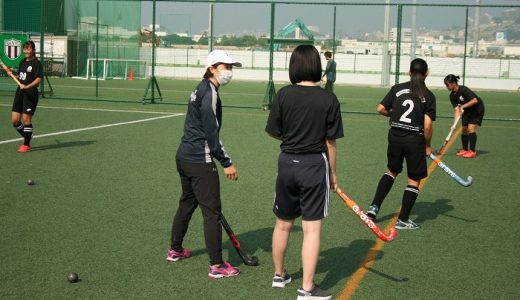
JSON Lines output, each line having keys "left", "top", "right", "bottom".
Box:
{"left": 380, "top": 81, "right": 436, "bottom": 135}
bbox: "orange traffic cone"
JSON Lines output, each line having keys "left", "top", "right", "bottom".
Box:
{"left": 129, "top": 68, "right": 134, "bottom": 80}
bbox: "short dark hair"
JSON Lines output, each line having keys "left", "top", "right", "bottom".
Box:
{"left": 24, "top": 40, "right": 36, "bottom": 50}
{"left": 289, "top": 45, "right": 322, "bottom": 84}
{"left": 324, "top": 51, "right": 332, "bottom": 58}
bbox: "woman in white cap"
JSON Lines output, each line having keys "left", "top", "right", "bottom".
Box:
{"left": 167, "top": 50, "right": 242, "bottom": 279}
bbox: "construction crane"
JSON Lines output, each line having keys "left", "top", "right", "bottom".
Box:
{"left": 273, "top": 18, "right": 314, "bottom": 51}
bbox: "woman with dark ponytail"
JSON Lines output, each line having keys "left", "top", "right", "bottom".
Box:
{"left": 444, "top": 74, "right": 485, "bottom": 158}
{"left": 365, "top": 58, "right": 436, "bottom": 230}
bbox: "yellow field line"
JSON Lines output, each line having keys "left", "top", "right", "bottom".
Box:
{"left": 338, "top": 127, "right": 462, "bottom": 300}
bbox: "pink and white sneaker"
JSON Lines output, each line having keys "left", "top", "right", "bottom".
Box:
{"left": 208, "top": 261, "right": 240, "bottom": 279}
{"left": 166, "top": 248, "right": 191, "bottom": 262}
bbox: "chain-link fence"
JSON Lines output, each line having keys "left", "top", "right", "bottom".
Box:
{"left": 1, "top": 0, "right": 519, "bottom": 104}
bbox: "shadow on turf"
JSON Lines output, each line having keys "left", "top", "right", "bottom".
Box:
{"left": 318, "top": 239, "right": 391, "bottom": 289}
{"left": 365, "top": 267, "right": 409, "bottom": 282}
{"left": 222, "top": 226, "right": 301, "bottom": 267}
{"left": 414, "top": 198, "right": 479, "bottom": 223}
{"left": 177, "top": 227, "right": 291, "bottom": 265}
{"left": 31, "top": 140, "right": 96, "bottom": 151}
{"left": 219, "top": 226, "right": 402, "bottom": 289}
{"left": 374, "top": 198, "right": 478, "bottom": 225}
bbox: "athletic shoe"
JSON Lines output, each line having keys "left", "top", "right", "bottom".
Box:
{"left": 296, "top": 285, "right": 331, "bottom": 300}
{"left": 166, "top": 248, "right": 191, "bottom": 262}
{"left": 395, "top": 219, "right": 421, "bottom": 230}
{"left": 272, "top": 271, "right": 292, "bottom": 288}
{"left": 456, "top": 149, "right": 468, "bottom": 156}
{"left": 366, "top": 205, "right": 379, "bottom": 221}
{"left": 16, "top": 144, "right": 31, "bottom": 153}
{"left": 208, "top": 261, "right": 240, "bottom": 279}
{"left": 462, "top": 150, "right": 477, "bottom": 158}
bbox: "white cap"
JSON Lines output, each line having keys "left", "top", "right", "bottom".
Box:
{"left": 206, "top": 50, "right": 242, "bottom": 68}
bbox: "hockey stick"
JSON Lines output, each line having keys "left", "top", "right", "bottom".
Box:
{"left": 220, "top": 213, "right": 259, "bottom": 266}
{"left": 429, "top": 153, "right": 473, "bottom": 187}
{"left": 436, "top": 114, "right": 461, "bottom": 154}
{"left": 0, "top": 58, "right": 23, "bottom": 88}
{"left": 335, "top": 186, "right": 397, "bottom": 242}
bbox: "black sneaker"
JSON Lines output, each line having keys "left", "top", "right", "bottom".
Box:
{"left": 366, "top": 205, "right": 379, "bottom": 221}
{"left": 272, "top": 271, "right": 292, "bottom": 288}
{"left": 296, "top": 285, "right": 331, "bottom": 300}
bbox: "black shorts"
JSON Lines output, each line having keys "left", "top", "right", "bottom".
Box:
{"left": 387, "top": 129, "right": 427, "bottom": 181}
{"left": 273, "top": 152, "right": 330, "bottom": 221}
{"left": 462, "top": 103, "right": 485, "bottom": 126}
{"left": 12, "top": 88, "right": 39, "bottom": 115}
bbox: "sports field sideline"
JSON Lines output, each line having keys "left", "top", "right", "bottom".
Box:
{"left": 1, "top": 78, "right": 519, "bottom": 299}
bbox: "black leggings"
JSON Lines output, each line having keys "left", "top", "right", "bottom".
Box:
{"left": 171, "top": 160, "right": 223, "bottom": 265}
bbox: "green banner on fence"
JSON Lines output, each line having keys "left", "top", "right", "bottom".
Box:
{"left": 0, "top": 33, "right": 28, "bottom": 68}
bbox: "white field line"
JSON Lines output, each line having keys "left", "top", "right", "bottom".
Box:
{"left": 0, "top": 103, "right": 179, "bottom": 115}
{"left": 22, "top": 84, "right": 290, "bottom": 98}
{"left": 36, "top": 84, "right": 263, "bottom": 96}
{"left": 0, "top": 113, "right": 183, "bottom": 145}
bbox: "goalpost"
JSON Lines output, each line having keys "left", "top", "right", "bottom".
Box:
{"left": 84, "top": 58, "right": 148, "bottom": 80}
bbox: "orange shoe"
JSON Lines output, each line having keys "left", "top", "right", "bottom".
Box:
{"left": 16, "top": 144, "right": 31, "bottom": 153}
{"left": 462, "top": 150, "right": 477, "bottom": 158}
{"left": 456, "top": 149, "right": 468, "bottom": 156}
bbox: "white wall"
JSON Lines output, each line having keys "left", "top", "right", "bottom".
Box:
{"left": 140, "top": 48, "right": 520, "bottom": 91}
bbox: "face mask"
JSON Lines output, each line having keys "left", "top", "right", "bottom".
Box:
{"left": 217, "top": 69, "right": 233, "bottom": 86}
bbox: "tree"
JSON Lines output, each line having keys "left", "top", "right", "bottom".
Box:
{"left": 216, "top": 35, "right": 262, "bottom": 48}
{"left": 162, "top": 34, "right": 194, "bottom": 46}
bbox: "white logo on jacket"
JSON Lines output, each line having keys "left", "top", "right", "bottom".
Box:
{"left": 190, "top": 90, "right": 197, "bottom": 102}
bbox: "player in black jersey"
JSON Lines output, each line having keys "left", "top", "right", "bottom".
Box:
{"left": 444, "top": 74, "right": 485, "bottom": 159}
{"left": 266, "top": 45, "right": 343, "bottom": 299}
{"left": 11, "top": 41, "right": 43, "bottom": 153}
{"left": 366, "top": 58, "right": 436, "bottom": 230}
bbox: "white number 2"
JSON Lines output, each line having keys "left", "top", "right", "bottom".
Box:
{"left": 399, "top": 99, "right": 414, "bottom": 123}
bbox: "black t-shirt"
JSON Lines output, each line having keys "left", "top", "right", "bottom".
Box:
{"left": 449, "top": 85, "right": 484, "bottom": 113}
{"left": 265, "top": 84, "right": 344, "bottom": 154}
{"left": 18, "top": 58, "right": 43, "bottom": 89}
{"left": 380, "top": 81, "right": 436, "bottom": 134}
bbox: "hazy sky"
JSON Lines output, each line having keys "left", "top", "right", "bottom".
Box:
{"left": 141, "top": 0, "right": 520, "bottom": 37}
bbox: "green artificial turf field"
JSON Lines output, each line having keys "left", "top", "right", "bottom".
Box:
{"left": 1, "top": 78, "right": 519, "bottom": 299}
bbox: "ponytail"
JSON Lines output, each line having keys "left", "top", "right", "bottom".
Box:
{"left": 409, "top": 58, "right": 428, "bottom": 100}
{"left": 444, "top": 74, "right": 460, "bottom": 85}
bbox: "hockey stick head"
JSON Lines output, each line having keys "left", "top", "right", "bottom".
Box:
{"left": 384, "top": 228, "right": 397, "bottom": 242}
{"left": 335, "top": 187, "right": 397, "bottom": 243}
{"left": 243, "top": 254, "right": 259, "bottom": 266}
{"left": 462, "top": 176, "right": 473, "bottom": 187}
{"left": 220, "top": 213, "right": 260, "bottom": 266}
{"left": 228, "top": 233, "right": 260, "bottom": 266}
{"left": 430, "top": 153, "right": 473, "bottom": 187}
